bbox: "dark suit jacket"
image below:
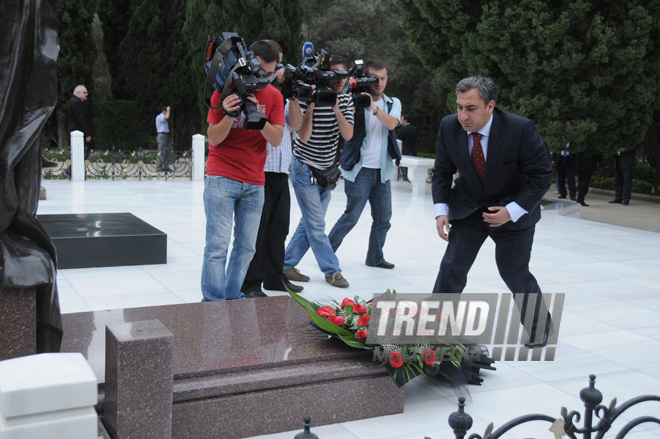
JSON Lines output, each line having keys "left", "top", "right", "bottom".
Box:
{"left": 431, "top": 107, "right": 552, "bottom": 230}
{"left": 67, "top": 96, "right": 92, "bottom": 138}
{"left": 399, "top": 123, "right": 418, "bottom": 156}
{"left": 614, "top": 143, "right": 640, "bottom": 169}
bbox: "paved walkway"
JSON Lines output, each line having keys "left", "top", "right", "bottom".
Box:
{"left": 545, "top": 188, "right": 660, "bottom": 233}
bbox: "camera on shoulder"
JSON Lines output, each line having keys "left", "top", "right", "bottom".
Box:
{"left": 203, "top": 32, "right": 270, "bottom": 130}
{"left": 346, "top": 60, "right": 379, "bottom": 109}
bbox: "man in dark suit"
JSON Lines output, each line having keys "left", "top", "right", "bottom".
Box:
{"left": 431, "top": 76, "right": 553, "bottom": 347}
{"left": 609, "top": 143, "right": 641, "bottom": 205}
{"left": 551, "top": 140, "right": 576, "bottom": 201}
{"left": 67, "top": 84, "right": 92, "bottom": 152}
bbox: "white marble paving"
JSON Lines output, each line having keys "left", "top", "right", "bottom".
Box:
{"left": 39, "top": 179, "right": 660, "bottom": 438}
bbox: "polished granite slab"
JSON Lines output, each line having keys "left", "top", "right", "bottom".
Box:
{"left": 38, "top": 213, "right": 166, "bottom": 269}
{"left": 61, "top": 296, "right": 403, "bottom": 438}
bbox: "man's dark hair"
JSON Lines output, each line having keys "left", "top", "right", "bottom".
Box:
{"left": 330, "top": 55, "right": 348, "bottom": 70}
{"left": 456, "top": 76, "right": 497, "bottom": 105}
{"left": 402, "top": 114, "right": 411, "bottom": 123}
{"left": 365, "top": 59, "right": 388, "bottom": 74}
{"left": 262, "top": 39, "right": 282, "bottom": 55}
{"left": 161, "top": 105, "right": 168, "bottom": 112}
{"left": 249, "top": 40, "right": 279, "bottom": 63}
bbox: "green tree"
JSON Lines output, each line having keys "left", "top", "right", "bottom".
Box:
{"left": 183, "top": 0, "right": 304, "bottom": 127}
{"left": 97, "top": 0, "right": 135, "bottom": 99}
{"left": 53, "top": 0, "right": 97, "bottom": 148}
{"left": 301, "top": 0, "right": 448, "bottom": 154}
{"left": 396, "top": 0, "right": 660, "bottom": 159}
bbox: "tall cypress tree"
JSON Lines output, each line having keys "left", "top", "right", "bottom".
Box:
{"left": 183, "top": 0, "right": 304, "bottom": 124}
{"left": 395, "top": 0, "right": 660, "bottom": 157}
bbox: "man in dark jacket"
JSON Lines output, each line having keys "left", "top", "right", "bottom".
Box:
{"left": 67, "top": 85, "right": 92, "bottom": 150}
{"left": 431, "top": 76, "right": 553, "bottom": 347}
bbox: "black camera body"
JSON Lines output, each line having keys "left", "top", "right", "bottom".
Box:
{"left": 204, "top": 32, "right": 270, "bottom": 130}
{"left": 347, "top": 60, "right": 379, "bottom": 109}
{"left": 281, "top": 48, "right": 348, "bottom": 107}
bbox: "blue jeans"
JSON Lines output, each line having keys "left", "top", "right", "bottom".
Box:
{"left": 201, "top": 175, "right": 264, "bottom": 301}
{"left": 284, "top": 156, "right": 342, "bottom": 277}
{"left": 329, "top": 167, "right": 392, "bottom": 266}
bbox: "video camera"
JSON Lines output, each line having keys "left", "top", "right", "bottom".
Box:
{"left": 203, "top": 32, "right": 270, "bottom": 130}
{"left": 346, "top": 59, "right": 379, "bottom": 109}
{"left": 281, "top": 43, "right": 348, "bottom": 107}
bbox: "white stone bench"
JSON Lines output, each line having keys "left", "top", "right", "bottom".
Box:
{"left": 399, "top": 155, "right": 436, "bottom": 195}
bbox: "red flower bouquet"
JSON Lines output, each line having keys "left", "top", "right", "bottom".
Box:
{"left": 289, "top": 290, "right": 495, "bottom": 387}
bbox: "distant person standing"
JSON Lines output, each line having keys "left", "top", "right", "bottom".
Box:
{"left": 609, "top": 143, "right": 641, "bottom": 205}
{"left": 155, "top": 105, "right": 172, "bottom": 172}
{"left": 574, "top": 151, "right": 597, "bottom": 207}
{"left": 67, "top": 85, "right": 92, "bottom": 150}
{"left": 397, "top": 114, "right": 418, "bottom": 181}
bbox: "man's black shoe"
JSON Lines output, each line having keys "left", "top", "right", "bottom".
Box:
{"left": 623, "top": 200, "right": 629, "bottom": 205}
{"left": 368, "top": 261, "right": 395, "bottom": 269}
{"left": 570, "top": 196, "right": 576, "bottom": 201}
{"left": 578, "top": 201, "right": 589, "bottom": 207}
{"left": 264, "top": 281, "right": 304, "bottom": 293}
{"left": 557, "top": 194, "right": 566, "bottom": 199}
{"left": 609, "top": 199, "right": 622, "bottom": 204}
{"left": 244, "top": 289, "right": 268, "bottom": 298}
{"left": 524, "top": 321, "right": 554, "bottom": 349}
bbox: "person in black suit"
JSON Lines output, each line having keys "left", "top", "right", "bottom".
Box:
{"left": 397, "top": 115, "right": 418, "bottom": 181}
{"left": 431, "top": 76, "right": 553, "bottom": 347}
{"left": 573, "top": 151, "right": 598, "bottom": 207}
{"left": 67, "top": 84, "right": 92, "bottom": 155}
{"left": 609, "top": 143, "right": 641, "bottom": 205}
{"left": 551, "top": 141, "right": 576, "bottom": 200}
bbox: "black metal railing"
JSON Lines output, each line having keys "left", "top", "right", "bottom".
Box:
{"left": 42, "top": 146, "right": 195, "bottom": 180}
{"left": 447, "top": 374, "right": 660, "bottom": 438}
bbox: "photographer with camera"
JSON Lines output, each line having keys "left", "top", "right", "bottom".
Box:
{"left": 329, "top": 59, "right": 401, "bottom": 269}
{"left": 241, "top": 40, "right": 304, "bottom": 298}
{"left": 282, "top": 55, "right": 354, "bottom": 289}
{"left": 201, "top": 40, "right": 284, "bottom": 302}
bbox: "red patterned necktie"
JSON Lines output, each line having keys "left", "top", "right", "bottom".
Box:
{"left": 471, "top": 132, "right": 486, "bottom": 184}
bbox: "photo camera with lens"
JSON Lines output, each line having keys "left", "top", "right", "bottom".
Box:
{"left": 345, "top": 59, "right": 380, "bottom": 109}
{"left": 281, "top": 44, "right": 348, "bottom": 107}
{"left": 203, "top": 32, "right": 270, "bottom": 130}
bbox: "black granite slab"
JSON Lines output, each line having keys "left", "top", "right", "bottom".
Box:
{"left": 38, "top": 213, "right": 167, "bottom": 269}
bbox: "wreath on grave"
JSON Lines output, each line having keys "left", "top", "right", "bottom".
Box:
{"left": 288, "top": 289, "right": 495, "bottom": 388}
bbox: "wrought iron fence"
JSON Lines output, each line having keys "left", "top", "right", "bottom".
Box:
{"left": 42, "top": 147, "right": 195, "bottom": 180}
{"left": 446, "top": 374, "right": 660, "bottom": 438}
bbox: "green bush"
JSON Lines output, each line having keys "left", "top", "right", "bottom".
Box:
{"left": 633, "top": 161, "right": 654, "bottom": 182}
{"left": 631, "top": 179, "right": 653, "bottom": 194}
{"left": 590, "top": 176, "right": 615, "bottom": 190}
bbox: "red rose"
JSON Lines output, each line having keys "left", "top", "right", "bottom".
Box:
{"left": 357, "top": 314, "right": 370, "bottom": 326}
{"left": 353, "top": 303, "right": 368, "bottom": 314}
{"left": 389, "top": 351, "right": 404, "bottom": 368}
{"left": 328, "top": 314, "right": 346, "bottom": 326}
{"left": 341, "top": 298, "right": 356, "bottom": 309}
{"left": 423, "top": 348, "right": 436, "bottom": 365}
{"left": 316, "top": 306, "right": 334, "bottom": 317}
{"left": 356, "top": 329, "right": 368, "bottom": 339}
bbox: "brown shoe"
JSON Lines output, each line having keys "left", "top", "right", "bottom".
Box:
{"left": 283, "top": 267, "right": 310, "bottom": 282}
{"left": 325, "top": 272, "right": 349, "bottom": 288}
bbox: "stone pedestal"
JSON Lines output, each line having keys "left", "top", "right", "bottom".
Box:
{"left": 0, "top": 287, "right": 36, "bottom": 361}
{"left": 0, "top": 353, "right": 98, "bottom": 439}
{"left": 104, "top": 319, "right": 174, "bottom": 439}
{"left": 61, "top": 296, "right": 404, "bottom": 439}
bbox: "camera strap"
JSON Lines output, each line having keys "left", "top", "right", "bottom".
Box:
{"left": 203, "top": 37, "right": 238, "bottom": 110}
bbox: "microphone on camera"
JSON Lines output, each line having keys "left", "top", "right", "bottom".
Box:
{"left": 302, "top": 41, "right": 314, "bottom": 60}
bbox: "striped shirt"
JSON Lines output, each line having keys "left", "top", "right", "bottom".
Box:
{"left": 293, "top": 92, "right": 354, "bottom": 169}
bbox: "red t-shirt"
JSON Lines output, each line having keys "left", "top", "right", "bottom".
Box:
{"left": 206, "top": 85, "right": 284, "bottom": 185}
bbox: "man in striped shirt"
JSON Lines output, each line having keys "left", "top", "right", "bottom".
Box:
{"left": 283, "top": 56, "right": 354, "bottom": 288}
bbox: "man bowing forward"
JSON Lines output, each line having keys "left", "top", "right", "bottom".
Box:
{"left": 431, "top": 76, "right": 553, "bottom": 347}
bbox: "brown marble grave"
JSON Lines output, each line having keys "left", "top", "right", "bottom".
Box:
{"left": 0, "top": 287, "right": 37, "bottom": 360}
{"left": 61, "top": 296, "right": 403, "bottom": 439}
